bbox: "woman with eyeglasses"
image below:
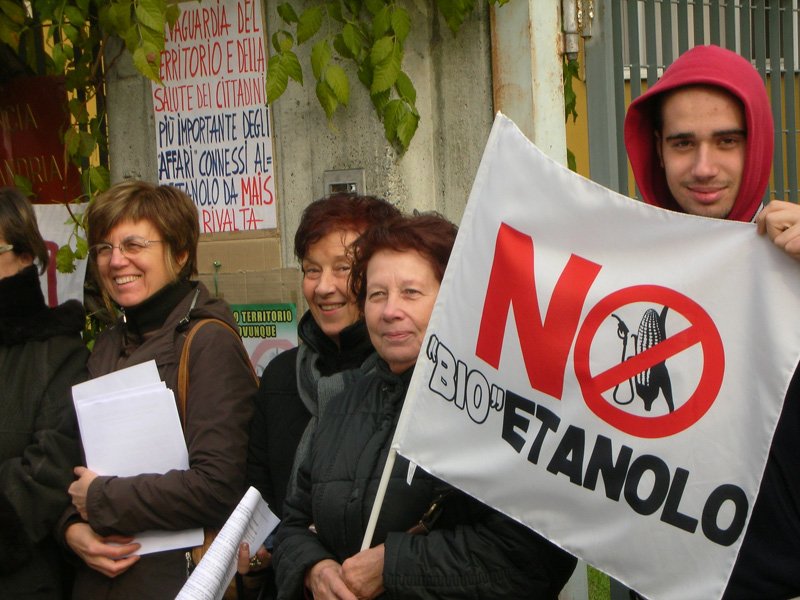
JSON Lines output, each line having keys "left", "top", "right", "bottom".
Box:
{"left": 0, "top": 187, "right": 87, "bottom": 599}
{"left": 62, "top": 180, "right": 257, "bottom": 599}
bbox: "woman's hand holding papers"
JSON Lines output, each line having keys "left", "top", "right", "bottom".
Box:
{"left": 68, "top": 466, "right": 98, "bottom": 520}
{"left": 65, "top": 522, "right": 140, "bottom": 577}
{"left": 236, "top": 541, "right": 271, "bottom": 574}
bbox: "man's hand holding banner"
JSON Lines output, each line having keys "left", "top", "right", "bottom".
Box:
{"left": 390, "top": 115, "right": 800, "bottom": 600}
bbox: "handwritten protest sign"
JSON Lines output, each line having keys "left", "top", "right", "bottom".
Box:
{"left": 391, "top": 115, "right": 800, "bottom": 600}
{"left": 152, "top": 0, "right": 276, "bottom": 233}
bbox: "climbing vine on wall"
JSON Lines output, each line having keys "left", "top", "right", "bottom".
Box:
{"left": 266, "top": 0, "right": 511, "bottom": 153}
{"left": 0, "top": 0, "right": 177, "bottom": 270}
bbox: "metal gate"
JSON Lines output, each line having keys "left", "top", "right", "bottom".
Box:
{"left": 584, "top": 0, "right": 800, "bottom": 205}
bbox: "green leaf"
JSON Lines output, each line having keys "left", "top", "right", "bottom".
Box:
{"left": 341, "top": 23, "right": 363, "bottom": 58}
{"left": 63, "top": 5, "right": 85, "bottom": 25}
{"left": 382, "top": 98, "right": 403, "bottom": 141}
{"left": 139, "top": 22, "right": 165, "bottom": 51}
{"left": 327, "top": 1, "right": 343, "bottom": 23}
{"left": 391, "top": 7, "right": 411, "bottom": 43}
{"left": 365, "top": 0, "right": 384, "bottom": 16}
{"left": 78, "top": 131, "right": 96, "bottom": 158}
{"left": 135, "top": 0, "right": 165, "bottom": 33}
{"left": 68, "top": 98, "right": 89, "bottom": 124}
{"left": 283, "top": 51, "right": 303, "bottom": 83}
{"left": 395, "top": 70, "right": 416, "bottom": 104}
{"left": 315, "top": 79, "right": 338, "bottom": 120}
{"left": 64, "top": 128, "right": 80, "bottom": 157}
{"left": 567, "top": 148, "right": 577, "bottom": 172}
{"left": 89, "top": 166, "right": 110, "bottom": 192}
{"left": 132, "top": 45, "right": 160, "bottom": 82}
{"left": 0, "top": 0, "right": 26, "bottom": 26}
{"left": 370, "top": 36, "right": 393, "bottom": 65}
{"left": 13, "top": 174, "right": 33, "bottom": 197}
{"left": 370, "top": 88, "right": 390, "bottom": 113}
{"left": 333, "top": 34, "right": 351, "bottom": 60}
{"left": 0, "top": 14, "right": 21, "bottom": 48}
{"left": 266, "top": 55, "right": 289, "bottom": 103}
{"left": 311, "top": 39, "right": 331, "bottom": 80}
{"left": 165, "top": 3, "right": 180, "bottom": 28}
{"left": 61, "top": 23, "right": 80, "bottom": 44}
{"left": 357, "top": 62, "right": 373, "bottom": 88}
{"left": 371, "top": 42, "right": 400, "bottom": 94}
{"left": 325, "top": 64, "right": 349, "bottom": 105}
{"left": 52, "top": 42, "right": 67, "bottom": 73}
{"left": 272, "top": 30, "right": 294, "bottom": 53}
{"left": 372, "top": 6, "right": 391, "bottom": 38}
{"left": 297, "top": 5, "right": 323, "bottom": 44}
{"left": 108, "top": 2, "right": 132, "bottom": 33}
{"left": 396, "top": 108, "right": 419, "bottom": 151}
{"left": 277, "top": 2, "right": 299, "bottom": 24}
{"left": 75, "top": 235, "right": 89, "bottom": 260}
{"left": 56, "top": 244, "right": 76, "bottom": 274}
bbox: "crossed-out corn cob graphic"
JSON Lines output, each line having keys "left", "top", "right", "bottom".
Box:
{"left": 611, "top": 306, "right": 675, "bottom": 413}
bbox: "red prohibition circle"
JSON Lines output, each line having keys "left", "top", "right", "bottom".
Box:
{"left": 574, "top": 285, "right": 724, "bottom": 438}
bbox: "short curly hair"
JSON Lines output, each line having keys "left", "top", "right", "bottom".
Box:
{"left": 349, "top": 212, "right": 458, "bottom": 309}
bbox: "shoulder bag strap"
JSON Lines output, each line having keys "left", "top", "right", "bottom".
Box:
{"left": 177, "top": 318, "right": 247, "bottom": 430}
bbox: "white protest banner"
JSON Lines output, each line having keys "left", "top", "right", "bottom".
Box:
{"left": 152, "top": 0, "right": 276, "bottom": 233}
{"left": 32, "top": 203, "right": 87, "bottom": 306}
{"left": 392, "top": 115, "right": 800, "bottom": 600}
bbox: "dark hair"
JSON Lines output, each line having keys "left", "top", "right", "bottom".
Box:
{"left": 0, "top": 187, "right": 49, "bottom": 273}
{"left": 350, "top": 212, "right": 458, "bottom": 309}
{"left": 86, "top": 180, "right": 199, "bottom": 278}
{"left": 294, "top": 193, "right": 400, "bottom": 261}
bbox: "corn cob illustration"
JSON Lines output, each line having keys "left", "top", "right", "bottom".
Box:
{"left": 633, "top": 306, "right": 675, "bottom": 412}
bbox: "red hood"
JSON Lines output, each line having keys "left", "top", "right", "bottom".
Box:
{"left": 623, "top": 45, "right": 773, "bottom": 222}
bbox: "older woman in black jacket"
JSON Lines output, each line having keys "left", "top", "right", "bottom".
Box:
{"left": 0, "top": 187, "right": 87, "bottom": 598}
{"left": 273, "top": 214, "right": 576, "bottom": 599}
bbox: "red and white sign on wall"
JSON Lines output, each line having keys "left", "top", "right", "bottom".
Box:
{"left": 392, "top": 115, "right": 800, "bottom": 600}
{"left": 152, "top": 0, "right": 276, "bottom": 233}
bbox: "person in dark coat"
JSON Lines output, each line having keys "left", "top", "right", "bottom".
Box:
{"left": 273, "top": 213, "right": 577, "bottom": 599}
{"left": 0, "top": 187, "right": 87, "bottom": 599}
{"left": 238, "top": 194, "right": 400, "bottom": 595}
{"left": 61, "top": 181, "right": 257, "bottom": 599}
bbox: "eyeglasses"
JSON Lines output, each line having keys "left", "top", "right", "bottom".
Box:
{"left": 90, "top": 237, "right": 162, "bottom": 262}
{"left": 0, "top": 244, "right": 13, "bottom": 255}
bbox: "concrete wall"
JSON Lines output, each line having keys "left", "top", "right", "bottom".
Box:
{"left": 104, "top": 0, "right": 494, "bottom": 275}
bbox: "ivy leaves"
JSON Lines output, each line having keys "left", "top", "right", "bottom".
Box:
{"left": 268, "top": 0, "right": 507, "bottom": 153}
{"left": 0, "top": 0, "right": 175, "bottom": 271}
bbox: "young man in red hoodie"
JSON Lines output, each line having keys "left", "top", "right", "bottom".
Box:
{"left": 624, "top": 44, "right": 800, "bottom": 599}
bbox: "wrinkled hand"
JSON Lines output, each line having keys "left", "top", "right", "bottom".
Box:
{"left": 68, "top": 466, "right": 98, "bottom": 520}
{"left": 756, "top": 200, "right": 800, "bottom": 261}
{"left": 342, "top": 545, "right": 385, "bottom": 600}
{"left": 304, "top": 559, "right": 358, "bottom": 600}
{"left": 236, "top": 542, "right": 271, "bottom": 575}
{"left": 65, "top": 522, "right": 140, "bottom": 578}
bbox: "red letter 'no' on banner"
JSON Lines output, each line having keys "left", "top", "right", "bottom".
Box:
{"left": 476, "top": 223, "right": 601, "bottom": 399}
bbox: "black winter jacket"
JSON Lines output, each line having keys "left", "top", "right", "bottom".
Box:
{"left": 0, "top": 266, "right": 87, "bottom": 599}
{"left": 247, "top": 311, "right": 374, "bottom": 518}
{"left": 273, "top": 360, "right": 576, "bottom": 599}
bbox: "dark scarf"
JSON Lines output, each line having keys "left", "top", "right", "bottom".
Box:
{"left": 286, "top": 313, "right": 376, "bottom": 502}
{"left": 0, "top": 265, "right": 84, "bottom": 346}
{"left": 121, "top": 277, "right": 194, "bottom": 339}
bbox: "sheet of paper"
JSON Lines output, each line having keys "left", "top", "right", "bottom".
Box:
{"left": 72, "top": 360, "right": 202, "bottom": 555}
{"left": 176, "top": 487, "right": 280, "bottom": 600}
{"left": 72, "top": 360, "right": 160, "bottom": 402}
{"left": 77, "top": 388, "right": 189, "bottom": 476}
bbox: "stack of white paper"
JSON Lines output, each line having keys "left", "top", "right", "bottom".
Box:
{"left": 72, "top": 360, "right": 204, "bottom": 554}
{"left": 176, "top": 487, "right": 280, "bottom": 600}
